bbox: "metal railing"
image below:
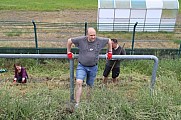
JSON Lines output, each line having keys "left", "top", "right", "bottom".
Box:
{"left": 0, "top": 54, "right": 159, "bottom": 101}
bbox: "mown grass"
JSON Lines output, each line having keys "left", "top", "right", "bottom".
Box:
{"left": 0, "top": 58, "right": 180, "bottom": 119}
{"left": 0, "top": 0, "right": 180, "bottom": 11}
{"left": 0, "top": 0, "right": 98, "bottom": 11}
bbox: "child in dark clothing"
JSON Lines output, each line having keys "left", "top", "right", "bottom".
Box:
{"left": 103, "top": 38, "right": 126, "bottom": 84}
{"left": 13, "top": 63, "right": 28, "bottom": 83}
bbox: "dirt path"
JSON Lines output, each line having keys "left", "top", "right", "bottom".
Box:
{"left": 0, "top": 10, "right": 97, "bottom": 23}
{"left": 1, "top": 10, "right": 180, "bottom": 24}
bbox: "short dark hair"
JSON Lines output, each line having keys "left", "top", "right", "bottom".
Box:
{"left": 14, "top": 63, "right": 21, "bottom": 68}
{"left": 111, "top": 38, "right": 118, "bottom": 43}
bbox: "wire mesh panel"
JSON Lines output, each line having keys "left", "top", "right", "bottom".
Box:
{"left": 33, "top": 22, "right": 85, "bottom": 48}
{"left": 0, "top": 21, "right": 35, "bottom": 47}
{"left": 0, "top": 21, "right": 85, "bottom": 48}
{"left": 0, "top": 21, "right": 181, "bottom": 50}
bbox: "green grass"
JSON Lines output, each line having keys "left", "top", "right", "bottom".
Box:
{"left": 4, "top": 29, "right": 23, "bottom": 37}
{"left": 0, "top": 0, "right": 181, "bottom": 118}
{"left": 0, "top": 58, "right": 181, "bottom": 119}
{"left": 0, "top": 0, "right": 98, "bottom": 11}
{"left": 0, "top": 0, "right": 180, "bottom": 11}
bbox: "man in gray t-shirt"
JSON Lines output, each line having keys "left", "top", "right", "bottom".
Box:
{"left": 67, "top": 27, "right": 112, "bottom": 107}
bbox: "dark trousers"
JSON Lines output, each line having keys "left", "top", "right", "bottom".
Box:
{"left": 17, "top": 76, "right": 27, "bottom": 83}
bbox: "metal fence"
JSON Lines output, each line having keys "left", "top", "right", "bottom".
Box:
{"left": 0, "top": 21, "right": 86, "bottom": 48}
{"left": 0, "top": 21, "right": 181, "bottom": 57}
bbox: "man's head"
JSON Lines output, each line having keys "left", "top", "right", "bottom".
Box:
{"left": 111, "top": 38, "right": 118, "bottom": 49}
{"left": 87, "top": 27, "right": 96, "bottom": 42}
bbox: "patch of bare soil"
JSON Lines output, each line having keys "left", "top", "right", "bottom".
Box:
{"left": 1, "top": 10, "right": 180, "bottom": 24}
{"left": 0, "top": 10, "right": 97, "bottom": 23}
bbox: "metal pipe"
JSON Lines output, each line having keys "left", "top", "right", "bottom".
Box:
{"left": 0, "top": 54, "right": 67, "bottom": 59}
{"left": 69, "top": 59, "right": 74, "bottom": 102}
{"left": 101, "top": 55, "right": 158, "bottom": 95}
{"left": 0, "top": 54, "right": 158, "bottom": 99}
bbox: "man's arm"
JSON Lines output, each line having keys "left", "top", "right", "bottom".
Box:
{"left": 67, "top": 38, "right": 74, "bottom": 59}
{"left": 106, "top": 39, "right": 112, "bottom": 60}
{"left": 67, "top": 38, "right": 73, "bottom": 53}
{"left": 108, "top": 39, "right": 112, "bottom": 52}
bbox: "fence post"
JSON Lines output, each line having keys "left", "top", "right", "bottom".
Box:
{"left": 32, "top": 20, "right": 39, "bottom": 54}
{"left": 85, "top": 22, "right": 88, "bottom": 36}
{"left": 131, "top": 22, "right": 138, "bottom": 55}
{"left": 178, "top": 43, "right": 181, "bottom": 58}
{"left": 69, "top": 59, "right": 74, "bottom": 102}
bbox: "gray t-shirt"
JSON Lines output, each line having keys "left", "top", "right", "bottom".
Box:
{"left": 71, "top": 36, "right": 109, "bottom": 66}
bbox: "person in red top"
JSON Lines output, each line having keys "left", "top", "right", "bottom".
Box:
{"left": 13, "top": 63, "right": 28, "bottom": 83}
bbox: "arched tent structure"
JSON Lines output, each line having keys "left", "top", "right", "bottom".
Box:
{"left": 97, "top": 0, "right": 179, "bottom": 32}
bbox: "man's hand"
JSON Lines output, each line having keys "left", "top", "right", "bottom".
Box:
{"left": 67, "top": 52, "right": 73, "bottom": 59}
{"left": 107, "top": 51, "right": 112, "bottom": 60}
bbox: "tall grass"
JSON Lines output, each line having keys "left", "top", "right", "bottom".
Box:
{"left": 0, "top": 58, "right": 181, "bottom": 119}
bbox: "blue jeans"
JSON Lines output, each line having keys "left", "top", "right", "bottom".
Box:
{"left": 76, "top": 63, "right": 98, "bottom": 86}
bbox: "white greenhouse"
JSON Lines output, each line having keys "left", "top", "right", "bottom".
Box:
{"left": 97, "top": 0, "right": 179, "bottom": 32}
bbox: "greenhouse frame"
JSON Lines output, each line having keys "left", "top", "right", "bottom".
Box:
{"left": 97, "top": 0, "right": 179, "bottom": 32}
